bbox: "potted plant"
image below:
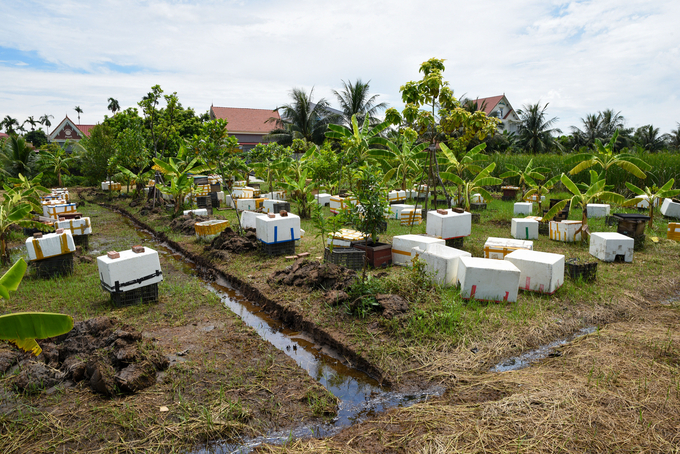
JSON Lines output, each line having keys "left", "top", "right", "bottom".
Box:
{"left": 347, "top": 167, "right": 392, "bottom": 268}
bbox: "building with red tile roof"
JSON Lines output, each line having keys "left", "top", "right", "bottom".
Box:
{"left": 48, "top": 116, "right": 96, "bottom": 149}
{"left": 209, "top": 106, "right": 279, "bottom": 151}
{"left": 469, "top": 95, "right": 520, "bottom": 133}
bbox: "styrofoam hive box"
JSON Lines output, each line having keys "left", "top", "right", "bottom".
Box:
{"left": 236, "top": 198, "right": 265, "bottom": 211}
{"left": 426, "top": 209, "right": 472, "bottom": 239}
{"left": 411, "top": 243, "right": 471, "bottom": 287}
{"left": 315, "top": 193, "right": 331, "bottom": 206}
{"left": 589, "top": 232, "right": 634, "bottom": 262}
{"left": 513, "top": 202, "right": 533, "bottom": 215}
{"left": 232, "top": 186, "right": 255, "bottom": 199}
{"left": 511, "top": 218, "right": 539, "bottom": 240}
{"left": 458, "top": 257, "right": 521, "bottom": 303}
{"left": 667, "top": 222, "right": 680, "bottom": 240}
{"left": 97, "top": 247, "right": 163, "bottom": 293}
{"left": 240, "top": 211, "right": 267, "bottom": 229}
{"left": 635, "top": 195, "right": 659, "bottom": 209}
{"left": 195, "top": 220, "right": 230, "bottom": 240}
{"left": 46, "top": 203, "right": 78, "bottom": 220}
{"left": 262, "top": 199, "right": 291, "bottom": 213}
{"left": 389, "top": 204, "right": 416, "bottom": 220}
{"left": 586, "top": 204, "right": 610, "bottom": 218}
{"left": 549, "top": 220, "right": 582, "bottom": 242}
{"left": 183, "top": 208, "right": 208, "bottom": 216}
{"left": 224, "top": 194, "right": 235, "bottom": 208}
{"left": 55, "top": 217, "right": 92, "bottom": 236}
{"left": 327, "top": 229, "right": 367, "bottom": 248}
{"left": 330, "top": 196, "right": 358, "bottom": 214}
{"left": 661, "top": 198, "right": 680, "bottom": 219}
{"left": 525, "top": 194, "right": 546, "bottom": 203}
{"left": 400, "top": 209, "right": 422, "bottom": 226}
{"left": 26, "top": 231, "right": 76, "bottom": 261}
{"left": 484, "top": 237, "right": 533, "bottom": 260}
{"left": 256, "top": 213, "right": 301, "bottom": 244}
{"left": 392, "top": 234, "right": 445, "bottom": 266}
{"left": 42, "top": 200, "right": 67, "bottom": 217}
{"left": 388, "top": 190, "right": 407, "bottom": 203}
{"left": 470, "top": 193, "right": 486, "bottom": 203}
{"left": 504, "top": 249, "right": 564, "bottom": 294}
{"left": 216, "top": 191, "right": 225, "bottom": 202}
{"left": 101, "top": 181, "right": 121, "bottom": 191}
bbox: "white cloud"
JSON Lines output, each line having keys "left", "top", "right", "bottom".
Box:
{"left": 1, "top": 0, "right": 678, "bottom": 133}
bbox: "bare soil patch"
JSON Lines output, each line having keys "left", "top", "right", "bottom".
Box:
{"left": 268, "top": 258, "right": 357, "bottom": 291}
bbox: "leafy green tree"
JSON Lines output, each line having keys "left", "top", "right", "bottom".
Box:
{"left": 279, "top": 168, "right": 317, "bottom": 219}
{"left": 566, "top": 129, "right": 651, "bottom": 184}
{"left": 304, "top": 141, "right": 341, "bottom": 194}
{"left": 187, "top": 119, "right": 241, "bottom": 189}
{"left": 1, "top": 135, "right": 38, "bottom": 178}
{"left": 39, "top": 144, "right": 77, "bottom": 187}
{"left": 111, "top": 123, "right": 150, "bottom": 191}
{"left": 625, "top": 179, "right": 680, "bottom": 228}
{"left": 0, "top": 187, "right": 43, "bottom": 264}
{"left": 24, "top": 129, "right": 48, "bottom": 148}
{"left": 74, "top": 106, "right": 83, "bottom": 124}
{"left": 441, "top": 162, "right": 502, "bottom": 212}
{"left": 516, "top": 102, "right": 562, "bottom": 154}
{"left": 250, "top": 142, "right": 293, "bottom": 192}
{"left": 78, "top": 123, "right": 117, "bottom": 184}
{"left": 268, "top": 88, "right": 338, "bottom": 145}
{"left": 333, "top": 79, "right": 387, "bottom": 127}
{"left": 345, "top": 166, "right": 390, "bottom": 244}
{"left": 543, "top": 172, "right": 625, "bottom": 240}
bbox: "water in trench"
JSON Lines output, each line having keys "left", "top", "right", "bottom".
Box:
{"left": 117, "top": 220, "right": 443, "bottom": 452}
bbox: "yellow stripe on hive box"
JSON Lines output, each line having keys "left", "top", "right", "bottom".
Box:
{"left": 668, "top": 222, "right": 680, "bottom": 240}
{"left": 195, "top": 220, "right": 230, "bottom": 237}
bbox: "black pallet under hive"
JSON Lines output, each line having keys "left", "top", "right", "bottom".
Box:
{"left": 105, "top": 283, "right": 159, "bottom": 307}
{"left": 260, "top": 240, "right": 296, "bottom": 257}
{"left": 32, "top": 253, "right": 74, "bottom": 278}
{"left": 324, "top": 247, "right": 365, "bottom": 271}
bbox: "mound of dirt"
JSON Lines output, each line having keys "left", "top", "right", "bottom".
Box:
{"left": 4, "top": 317, "right": 167, "bottom": 396}
{"left": 268, "top": 258, "right": 357, "bottom": 291}
{"left": 170, "top": 214, "right": 210, "bottom": 235}
{"left": 208, "top": 227, "right": 259, "bottom": 254}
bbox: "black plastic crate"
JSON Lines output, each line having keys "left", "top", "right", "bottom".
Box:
{"left": 73, "top": 235, "right": 89, "bottom": 249}
{"left": 195, "top": 196, "right": 213, "bottom": 215}
{"left": 210, "top": 183, "right": 221, "bottom": 193}
{"left": 445, "top": 237, "right": 464, "bottom": 249}
{"left": 210, "top": 192, "right": 221, "bottom": 208}
{"left": 271, "top": 202, "right": 291, "bottom": 213}
{"left": 565, "top": 258, "right": 597, "bottom": 282}
{"left": 32, "top": 253, "right": 74, "bottom": 278}
{"left": 260, "top": 240, "right": 296, "bottom": 257}
{"left": 324, "top": 247, "right": 365, "bottom": 271}
{"left": 107, "top": 283, "right": 159, "bottom": 307}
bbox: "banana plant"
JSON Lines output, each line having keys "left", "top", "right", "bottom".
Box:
{"left": 369, "top": 135, "right": 427, "bottom": 191}
{"left": 543, "top": 172, "right": 625, "bottom": 241}
{"left": 499, "top": 158, "right": 549, "bottom": 199}
{"left": 0, "top": 187, "right": 46, "bottom": 265}
{"left": 0, "top": 259, "right": 74, "bottom": 356}
{"left": 280, "top": 169, "right": 317, "bottom": 219}
{"left": 624, "top": 179, "right": 680, "bottom": 228}
{"left": 438, "top": 142, "right": 488, "bottom": 206}
{"left": 117, "top": 165, "right": 154, "bottom": 199}
{"left": 441, "top": 162, "right": 502, "bottom": 211}
{"left": 524, "top": 174, "right": 560, "bottom": 213}
{"left": 153, "top": 143, "right": 209, "bottom": 214}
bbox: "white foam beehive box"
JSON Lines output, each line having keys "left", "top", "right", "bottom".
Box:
{"left": 256, "top": 213, "right": 301, "bottom": 244}
{"left": 661, "top": 198, "right": 680, "bottom": 219}
{"left": 392, "top": 234, "right": 445, "bottom": 266}
{"left": 635, "top": 195, "right": 659, "bottom": 209}
{"left": 400, "top": 209, "right": 422, "bottom": 226}
{"left": 101, "top": 181, "right": 121, "bottom": 191}
{"left": 315, "top": 193, "right": 331, "bottom": 206}
{"left": 236, "top": 198, "right": 265, "bottom": 211}
{"left": 513, "top": 202, "right": 533, "bottom": 215}
{"left": 330, "top": 196, "right": 358, "bottom": 214}
{"left": 586, "top": 204, "right": 610, "bottom": 218}
{"left": 470, "top": 193, "right": 485, "bottom": 203}
{"left": 46, "top": 203, "right": 78, "bottom": 220}
{"left": 388, "top": 190, "right": 407, "bottom": 203}
{"left": 549, "top": 220, "right": 582, "bottom": 242}
{"left": 240, "top": 211, "right": 267, "bottom": 229}
{"left": 426, "top": 210, "right": 472, "bottom": 239}
{"left": 458, "top": 257, "right": 521, "bottom": 303}
{"left": 411, "top": 243, "right": 471, "bottom": 287}
{"left": 327, "top": 229, "right": 367, "bottom": 248}
{"left": 525, "top": 194, "right": 546, "bottom": 203}
{"left": 484, "top": 237, "right": 533, "bottom": 260}
{"left": 262, "top": 199, "right": 287, "bottom": 213}
{"left": 183, "top": 208, "right": 208, "bottom": 216}
{"left": 504, "top": 249, "right": 564, "bottom": 294}
{"left": 42, "top": 200, "right": 67, "bottom": 217}
{"left": 195, "top": 220, "right": 230, "bottom": 240}
{"left": 223, "top": 194, "right": 235, "bottom": 208}
{"left": 55, "top": 217, "right": 92, "bottom": 236}
{"left": 388, "top": 204, "right": 415, "bottom": 220}
{"left": 97, "top": 247, "right": 163, "bottom": 293}
{"left": 589, "top": 232, "right": 634, "bottom": 262}
{"left": 26, "top": 231, "right": 76, "bottom": 261}
{"left": 232, "top": 186, "right": 255, "bottom": 199}
{"left": 511, "top": 218, "right": 539, "bottom": 240}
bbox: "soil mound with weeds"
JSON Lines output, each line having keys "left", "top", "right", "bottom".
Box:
{"left": 208, "top": 227, "right": 259, "bottom": 255}
{"left": 268, "top": 258, "right": 357, "bottom": 290}
{"left": 2, "top": 316, "right": 167, "bottom": 396}
{"left": 170, "top": 214, "right": 210, "bottom": 235}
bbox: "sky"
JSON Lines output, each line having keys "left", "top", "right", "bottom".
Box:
{"left": 1, "top": 0, "right": 679, "bottom": 135}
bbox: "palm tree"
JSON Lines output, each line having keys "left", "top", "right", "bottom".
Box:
{"left": 333, "top": 79, "right": 387, "bottom": 127}
{"left": 1, "top": 116, "right": 20, "bottom": 135}
{"left": 74, "top": 106, "right": 83, "bottom": 124}
{"left": 516, "top": 102, "right": 561, "bottom": 154}
{"left": 634, "top": 125, "right": 665, "bottom": 152}
{"left": 0, "top": 135, "right": 38, "bottom": 178}
{"left": 23, "top": 116, "right": 38, "bottom": 132}
{"left": 39, "top": 114, "right": 53, "bottom": 135}
{"left": 39, "top": 145, "right": 77, "bottom": 187}
{"left": 667, "top": 123, "right": 680, "bottom": 151}
{"left": 570, "top": 109, "right": 629, "bottom": 151}
{"left": 107, "top": 97, "right": 120, "bottom": 116}
{"left": 267, "top": 88, "right": 337, "bottom": 145}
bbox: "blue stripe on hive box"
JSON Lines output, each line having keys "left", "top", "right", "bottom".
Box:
{"left": 259, "top": 226, "right": 299, "bottom": 244}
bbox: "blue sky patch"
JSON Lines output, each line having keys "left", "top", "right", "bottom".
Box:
{"left": 0, "top": 46, "right": 60, "bottom": 71}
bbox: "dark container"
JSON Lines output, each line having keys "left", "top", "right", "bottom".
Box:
{"left": 107, "top": 283, "right": 159, "bottom": 307}
{"left": 32, "top": 253, "right": 74, "bottom": 278}
{"left": 565, "top": 258, "right": 597, "bottom": 282}
{"left": 324, "top": 247, "right": 365, "bottom": 271}
{"left": 470, "top": 203, "right": 487, "bottom": 211}
{"left": 446, "top": 237, "right": 464, "bottom": 249}
{"left": 351, "top": 242, "right": 392, "bottom": 268}
{"left": 193, "top": 176, "right": 209, "bottom": 185}
{"left": 260, "top": 240, "right": 296, "bottom": 257}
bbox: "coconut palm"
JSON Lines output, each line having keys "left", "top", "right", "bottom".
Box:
{"left": 0, "top": 135, "right": 38, "bottom": 178}
{"left": 23, "top": 116, "right": 38, "bottom": 132}
{"left": 333, "top": 79, "right": 387, "bottom": 127}
{"left": 667, "top": 123, "right": 680, "bottom": 151}
{"left": 566, "top": 129, "right": 651, "bottom": 184}
{"left": 74, "top": 106, "right": 83, "bottom": 124}
{"left": 107, "top": 97, "right": 120, "bottom": 116}
{"left": 39, "top": 145, "right": 77, "bottom": 187}
{"left": 516, "top": 102, "right": 562, "bottom": 154}
{"left": 267, "top": 88, "right": 338, "bottom": 146}
{"left": 499, "top": 158, "right": 549, "bottom": 198}
{"left": 1, "top": 116, "right": 20, "bottom": 135}
{"left": 625, "top": 179, "right": 680, "bottom": 229}
{"left": 543, "top": 172, "right": 625, "bottom": 240}
{"left": 39, "top": 114, "right": 53, "bottom": 135}
{"left": 634, "top": 125, "right": 665, "bottom": 152}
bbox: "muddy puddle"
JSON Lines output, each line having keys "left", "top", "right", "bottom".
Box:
{"left": 491, "top": 326, "right": 597, "bottom": 373}
{"left": 115, "top": 218, "right": 443, "bottom": 453}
